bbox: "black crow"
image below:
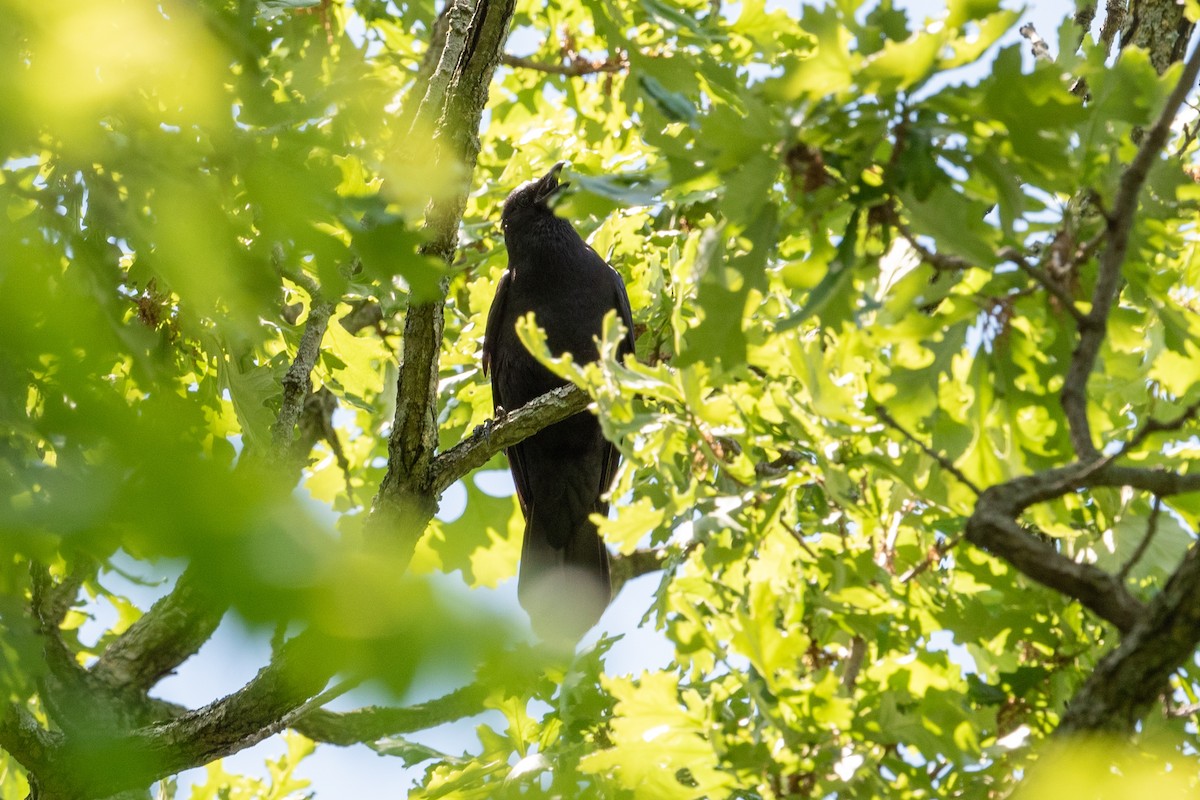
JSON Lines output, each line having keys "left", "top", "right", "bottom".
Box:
{"left": 482, "top": 162, "right": 636, "bottom": 640}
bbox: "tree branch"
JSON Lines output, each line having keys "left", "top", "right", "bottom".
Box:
{"left": 1058, "top": 542, "right": 1200, "bottom": 734}
{"left": 875, "top": 404, "right": 982, "bottom": 495}
{"left": 1116, "top": 495, "right": 1163, "bottom": 583}
{"left": 271, "top": 291, "right": 336, "bottom": 458}
{"left": 372, "top": 0, "right": 517, "bottom": 555}
{"left": 1019, "top": 23, "right": 1054, "bottom": 62}
{"left": 965, "top": 499, "right": 1144, "bottom": 633}
{"left": 501, "top": 52, "right": 626, "bottom": 76}
{"left": 294, "top": 682, "right": 489, "bottom": 746}
{"left": 429, "top": 383, "right": 590, "bottom": 495}
{"left": 0, "top": 704, "right": 58, "bottom": 779}
{"left": 37, "top": 633, "right": 334, "bottom": 798}
{"left": 1120, "top": 395, "right": 1200, "bottom": 455}
{"left": 1060, "top": 41, "right": 1200, "bottom": 460}
{"left": 89, "top": 567, "right": 225, "bottom": 694}
{"left": 610, "top": 548, "right": 669, "bottom": 597}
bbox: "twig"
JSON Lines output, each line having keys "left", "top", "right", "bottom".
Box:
{"left": 1006, "top": 248, "right": 1088, "bottom": 323}
{"left": 896, "top": 220, "right": 972, "bottom": 271}
{"left": 755, "top": 449, "right": 812, "bottom": 478}
{"left": 899, "top": 534, "right": 964, "bottom": 583}
{"left": 1060, "top": 41, "right": 1200, "bottom": 461}
{"left": 875, "top": 404, "right": 982, "bottom": 495}
{"left": 1116, "top": 495, "right": 1163, "bottom": 583}
{"left": 1121, "top": 396, "right": 1200, "bottom": 455}
{"left": 502, "top": 52, "right": 626, "bottom": 76}
{"left": 1167, "top": 700, "right": 1200, "bottom": 718}
{"left": 841, "top": 636, "right": 867, "bottom": 693}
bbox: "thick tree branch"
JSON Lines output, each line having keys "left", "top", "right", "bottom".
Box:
{"left": 89, "top": 567, "right": 225, "bottom": 694}
{"left": 0, "top": 704, "right": 58, "bottom": 779}
{"left": 1059, "top": 542, "right": 1200, "bottom": 734}
{"left": 373, "top": 0, "right": 517, "bottom": 552}
{"left": 1060, "top": 41, "right": 1200, "bottom": 459}
{"left": 36, "top": 633, "right": 333, "bottom": 799}
{"left": 965, "top": 500, "right": 1144, "bottom": 633}
{"left": 429, "top": 383, "right": 590, "bottom": 495}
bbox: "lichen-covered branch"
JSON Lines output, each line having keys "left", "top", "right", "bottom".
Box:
{"left": 89, "top": 567, "right": 225, "bottom": 694}
{"left": 1058, "top": 543, "right": 1200, "bottom": 734}
{"left": 271, "top": 294, "right": 336, "bottom": 458}
{"left": 295, "top": 682, "right": 489, "bottom": 746}
{"left": 429, "top": 383, "right": 590, "bottom": 495}
{"left": 372, "top": 0, "right": 516, "bottom": 550}
{"left": 33, "top": 633, "right": 333, "bottom": 799}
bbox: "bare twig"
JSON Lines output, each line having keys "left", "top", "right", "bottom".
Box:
{"left": 875, "top": 404, "right": 982, "bottom": 495}
{"left": 1007, "top": 250, "right": 1088, "bottom": 323}
{"left": 895, "top": 220, "right": 972, "bottom": 272}
{"left": 1060, "top": 41, "right": 1200, "bottom": 460}
{"left": 1116, "top": 495, "right": 1163, "bottom": 583}
{"left": 1121, "top": 396, "right": 1200, "bottom": 455}
{"left": 899, "top": 534, "right": 964, "bottom": 583}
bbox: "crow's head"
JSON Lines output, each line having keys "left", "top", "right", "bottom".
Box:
{"left": 500, "top": 162, "right": 570, "bottom": 235}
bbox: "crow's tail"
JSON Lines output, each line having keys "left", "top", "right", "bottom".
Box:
{"left": 518, "top": 508, "right": 611, "bottom": 641}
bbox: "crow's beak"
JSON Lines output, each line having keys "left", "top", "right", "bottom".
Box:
{"left": 535, "top": 161, "right": 570, "bottom": 203}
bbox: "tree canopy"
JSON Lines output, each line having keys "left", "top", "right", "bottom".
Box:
{"left": 3, "top": 0, "right": 1200, "bottom": 797}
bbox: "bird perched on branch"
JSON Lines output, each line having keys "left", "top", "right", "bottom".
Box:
{"left": 482, "top": 162, "right": 636, "bottom": 641}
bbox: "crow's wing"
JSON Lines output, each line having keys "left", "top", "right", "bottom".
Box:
{"left": 611, "top": 266, "right": 636, "bottom": 359}
{"left": 481, "top": 269, "right": 534, "bottom": 516}
{"left": 481, "top": 269, "right": 511, "bottom": 379}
